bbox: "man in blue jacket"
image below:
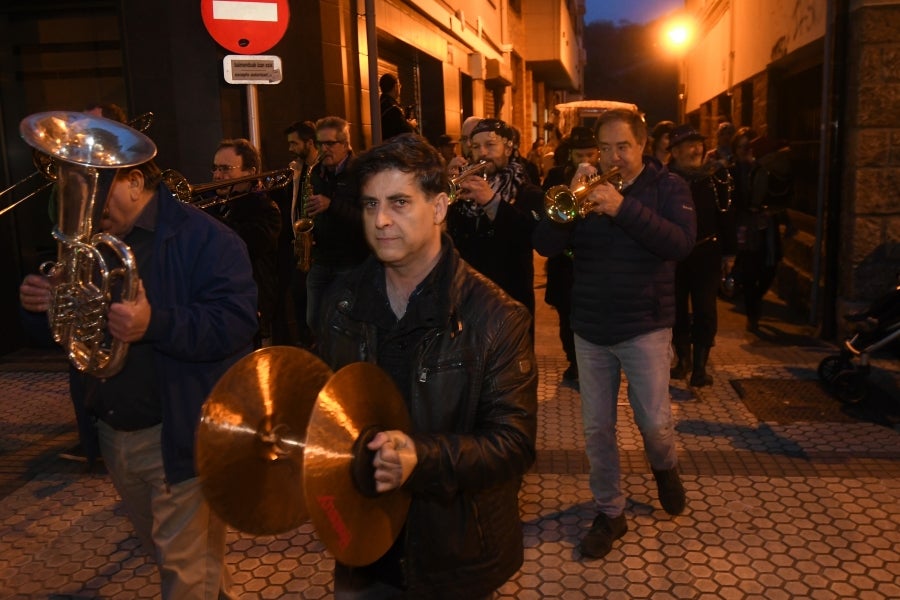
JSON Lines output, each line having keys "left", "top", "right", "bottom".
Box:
{"left": 533, "top": 108, "right": 696, "bottom": 560}
{"left": 19, "top": 157, "right": 258, "bottom": 598}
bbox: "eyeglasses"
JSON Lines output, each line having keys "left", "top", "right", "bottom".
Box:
{"left": 316, "top": 140, "right": 344, "bottom": 148}
{"left": 211, "top": 164, "right": 240, "bottom": 174}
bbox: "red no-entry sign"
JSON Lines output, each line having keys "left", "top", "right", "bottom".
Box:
{"left": 201, "top": 0, "right": 290, "bottom": 55}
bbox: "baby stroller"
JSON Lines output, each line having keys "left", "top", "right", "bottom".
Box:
{"left": 818, "top": 279, "right": 900, "bottom": 403}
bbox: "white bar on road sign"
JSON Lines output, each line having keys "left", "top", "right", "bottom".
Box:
{"left": 213, "top": 1, "right": 278, "bottom": 22}
{"left": 224, "top": 55, "right": 283, "bottom": 84}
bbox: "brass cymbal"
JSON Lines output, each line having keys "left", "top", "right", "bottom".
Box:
{"left": 303, "top": 362, "right": 412, "bottom": 566}
{"left": 196, "top": 346, "right": 332, "bottom": 535}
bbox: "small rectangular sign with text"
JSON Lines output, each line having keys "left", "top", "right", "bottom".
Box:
{"left": 223, "top": 54, "right": 283, "bottom": 84}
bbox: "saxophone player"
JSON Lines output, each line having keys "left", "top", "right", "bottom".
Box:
{"left": 303, "top": 116, "right": 369, "bottom": 333}
{"left": 281, "top": 120, "right": 319, "bottom": 347}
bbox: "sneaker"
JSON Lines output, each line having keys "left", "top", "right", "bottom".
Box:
{"left": 59, "top": 443, "right": 88, "bottom": 463}
{"left": 578, "top": 513, "right": 627, "bottom": 559}
{"left": 652, "top": 468, "right": 686, "bottom": 515}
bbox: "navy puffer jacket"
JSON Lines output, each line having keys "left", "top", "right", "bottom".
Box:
{"left": 533, "top": 157, "right": 696, "bottom": 345}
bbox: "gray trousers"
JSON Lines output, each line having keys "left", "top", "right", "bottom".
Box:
{"left": 96, "top": 421, "right": 237, "bottom": 600}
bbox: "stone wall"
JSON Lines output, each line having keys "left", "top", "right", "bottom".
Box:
{"left": 841, "top": 2, "right": 900, "bottom": 316}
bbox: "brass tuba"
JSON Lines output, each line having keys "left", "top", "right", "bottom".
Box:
{"left": 19, "top": 111, "right": 158, "bottom": 378}
{"left": 544, "top": 166, "right": 624, "bottom": 223}
{"left": 0, "top": 112, "right": 154, "bottom": 218}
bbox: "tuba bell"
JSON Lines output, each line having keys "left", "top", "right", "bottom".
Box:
{"left": 1, "top": 111, "right": 154, "bottom": 218}
{"left": 544, "top": 166, "right": 624, "bottom": 223}
{"left": 19, "top": 111, "right": 157, "bottom": 378}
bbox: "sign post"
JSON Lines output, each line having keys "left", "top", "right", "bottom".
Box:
{"left": 201, "top": 0, "right": 290, "bottom": 146}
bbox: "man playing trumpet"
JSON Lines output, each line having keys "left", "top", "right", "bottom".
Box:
{"left": 533, "top": 108, "right": 696, "bottom": 560}
{"left": 446, "top": 118, "right": 544, "bottom": 318}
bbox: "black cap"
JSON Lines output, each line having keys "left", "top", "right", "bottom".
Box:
{"left": 651, "top": 120, "right": 676, "bottom": 140}
{"left": 470, "top": 118, "right": 513, "bottom": 140}
{"left": 568, "top": 126, "right": 598, "bottom": 149}
{"left": 436, "top": 134, "right": 454, "bottom": 147}
{"left": 668, "top": 124, "right": 704, "bottom": 150}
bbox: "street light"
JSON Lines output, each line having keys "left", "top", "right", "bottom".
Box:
{"left": 660, "top": 14, "right": 696, "bottom": 122}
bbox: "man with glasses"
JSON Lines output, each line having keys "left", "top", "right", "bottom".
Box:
{"left": 446, "top": 118, "right": 544, "bottom": 318}
{"left": 304, "top": 116, "right": 369, "bottom": 333}
{"left": 533, "top": 108, "right": 696, "bottom": 560}
{"left": 211, "top": 138, "right": 281, "bottom": 346}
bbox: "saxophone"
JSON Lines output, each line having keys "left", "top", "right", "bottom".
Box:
{"left": 292, "top": 158, "right": 318, "bottom": 272}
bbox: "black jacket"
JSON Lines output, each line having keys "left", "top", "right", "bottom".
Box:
{"left": 318, "top": 237, "right": 538, "bottom": 599}
{"left": 446, "top": 178, "right": 544, "bottom": 314}
{"left": 380, "top": 94, "right": 414, "bottom": 141}
{"left": 533, "top": 157, "right": 696, "bottom": 345}
{"left": 309, "top": 155, "right": 370, "bottom": 268}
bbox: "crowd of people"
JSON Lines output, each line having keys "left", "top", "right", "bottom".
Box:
{"left": 16, "top": 97, "right": 795, "bottom": 597}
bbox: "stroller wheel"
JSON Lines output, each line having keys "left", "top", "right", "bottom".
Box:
{"left": 818, "top": 355, "right": 848, "bottom": 384}
{"left": 831, "top": 370, "right": 867, "bottom": 404}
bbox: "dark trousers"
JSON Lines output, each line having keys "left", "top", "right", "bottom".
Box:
{"left": 545, "top": 254, "right": 575, "bottom": 364}
{"left": 68, "top": 366, "right": 100, "bottom": 464}
{"left": 738, "top": 246, "right": 777, "bottom": 325}
{"left": 673, "top": 239, "right": 722, "bottom": 348}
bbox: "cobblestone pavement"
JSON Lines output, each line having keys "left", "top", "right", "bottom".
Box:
{"left": 2, "top": 262, "right": 899, "bottom": 599}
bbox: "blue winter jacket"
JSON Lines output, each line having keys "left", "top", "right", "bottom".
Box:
{"left": 140, "top": 182, "right": 258, "bottom": 483}
{"left": 532, "top": 157, "right": 696, "bottom": 345}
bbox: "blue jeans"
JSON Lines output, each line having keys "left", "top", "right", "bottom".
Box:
{"left": 575, "top": 328, "right": 678, "bottom": 518}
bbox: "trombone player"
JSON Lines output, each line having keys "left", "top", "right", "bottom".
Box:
{"left": 210, "top": 138, "right": 282, "bottom": 347}
{"left": 19, "top": 112, "right": 258, "bottom": 597}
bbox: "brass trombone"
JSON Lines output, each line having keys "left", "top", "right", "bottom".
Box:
{"left": 162, "top": 167, "right": 294, "bottom": 209}
{"left": 544, "top": 167, "right": 624, "bottom": 223}
{"left": 0, "top": 111, "right": 154, "bottom": 218}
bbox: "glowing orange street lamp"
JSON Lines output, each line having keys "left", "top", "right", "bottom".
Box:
{"left": 660, "top": 15, "right": 696, "bottom": 121}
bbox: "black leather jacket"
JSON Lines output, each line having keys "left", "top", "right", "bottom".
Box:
{"left": 318, "top": 238, "right": 538, "bottom": 598}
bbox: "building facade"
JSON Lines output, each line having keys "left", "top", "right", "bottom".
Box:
{"left": 0, "top": 0, "right": 586, "bottom": 354}
{"left": 680, "top": 0, "right": 900, "bottom": 337}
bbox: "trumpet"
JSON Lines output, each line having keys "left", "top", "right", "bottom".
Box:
{"left": 447, "top": 160, "right": 489, "bottom": 204}
{"left": 544, "top": 167, "right": 624, "bottom": 223}
{"left": 162, "top": 167, "right": 294, "bottom": 209}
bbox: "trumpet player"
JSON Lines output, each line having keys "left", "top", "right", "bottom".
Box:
{"left": 445, "top": 118, "right": 544, "bottom": 318}
{"left": 667, "top": 124, "right": 737, "bottom": 387}
{"left": 533, "top": 108, "right": 696, "bottom": 560}
{"left": 540, "top": 126, "right": 602, "bottom": 387}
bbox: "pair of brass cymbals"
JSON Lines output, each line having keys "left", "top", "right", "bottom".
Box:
{"left": 196, "top": 346, "right": 411, "bottom": 566}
